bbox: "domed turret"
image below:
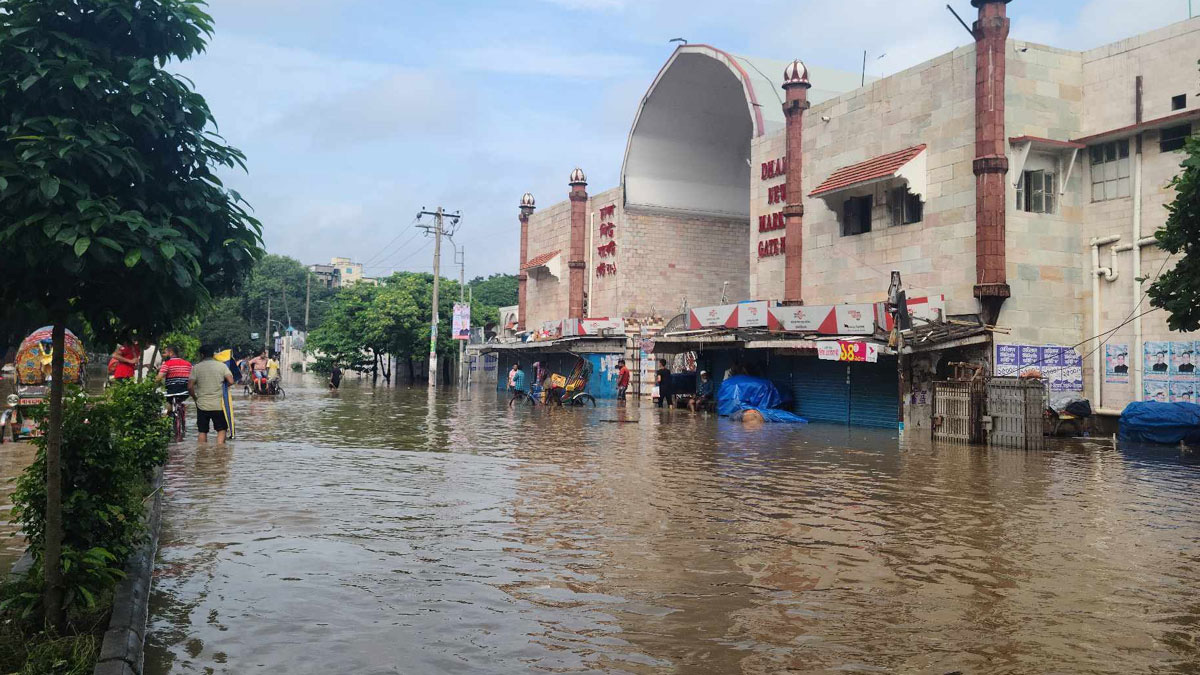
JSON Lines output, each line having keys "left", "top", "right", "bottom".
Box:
{"left": 569, "top": 167, "right": 587, "bottom": 186}
{"left": 520, "top": 192, "right": 535, "bottom": 209}
{"left": 783, "top": 59, "right": 810, "bottom": 87}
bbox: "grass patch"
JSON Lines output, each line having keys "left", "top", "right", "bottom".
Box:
{"left": 0, "top": 576, "right": 111, "bottom": 675}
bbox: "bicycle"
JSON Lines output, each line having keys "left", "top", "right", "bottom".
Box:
{"left": 166, "top": 393, "right": 188, "bottom": 442}
{"left": 508, "top": 389, "right": 536, "bottom": 407}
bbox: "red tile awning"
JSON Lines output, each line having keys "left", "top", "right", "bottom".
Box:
{"left": 520, "top": 250, "right": 560, "bottom": 271}
{"left": 809, "top": 144, "right": 927, "bottom": 197}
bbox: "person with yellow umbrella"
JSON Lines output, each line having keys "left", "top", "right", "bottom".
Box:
{"left": 214, "top": 347, "right": 238, "bottom": 440}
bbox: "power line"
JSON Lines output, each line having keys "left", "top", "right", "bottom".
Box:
{"left": 361, "top": 216, "right": 420, "bottom": 268}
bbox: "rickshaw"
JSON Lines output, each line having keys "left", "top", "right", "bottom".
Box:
{"left": 1, "top": 327, "right": 87, "bottom": 443}
{"left": 528, "top": 356, "right": 596, "bottom": 407}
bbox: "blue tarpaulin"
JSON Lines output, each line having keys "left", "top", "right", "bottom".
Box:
{"left": 716, "top": 375, "right": 807, "bottom": 423}
{"left": 1118, "top": 401, "right": 1200, "bottom": 444}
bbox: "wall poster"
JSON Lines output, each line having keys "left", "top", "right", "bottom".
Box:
{"left": 1105, "top": 343, "right": 1129, "bottom": 383}
{"left": 994, "top": 343, "right": 1083, "bottom": 393}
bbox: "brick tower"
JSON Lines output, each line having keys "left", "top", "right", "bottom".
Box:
{"left": 971, "top": 0, "right": 1012, "bottom": 325}
{"left": 568, "top": 168, "right": 588, "bottom": 319}
{"left": 517, "top": 192, "right": 535, "bottom": 331}
{"left": 781, "top": 59, "right": 811, "bottom": 304}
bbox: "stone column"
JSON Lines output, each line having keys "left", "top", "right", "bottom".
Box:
{"left": 517, "top": 193, "right": 534, "bottom": 331}
{"left": 568, "top": 168, "right": 588, "bottom": 320}
{"left": 782, "top": 60, "right": 811, "bottom": 304}
{"left": 971, "top": 0, "right": 1011, "bottom": 325}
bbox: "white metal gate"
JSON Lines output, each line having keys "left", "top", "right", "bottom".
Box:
{"left": 986, "top": 377, "right": 1046, "bottom": 450}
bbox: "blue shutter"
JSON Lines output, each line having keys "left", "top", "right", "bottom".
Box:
{"left": 848, "top": 357, "right": 899, "bottom": 428}
{"left": 790, "top": 358, "right": 850, "bottom": 423}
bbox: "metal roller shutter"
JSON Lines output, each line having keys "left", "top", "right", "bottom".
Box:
{"left": 790, "top": 357, "right": 850, "bottom": 424}
{"left": 849, "top": 357, "right": 899, "bottom": 428}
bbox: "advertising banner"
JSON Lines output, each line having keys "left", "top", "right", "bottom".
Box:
{"left": 833, "top": 305, "right": 875, "bottom": 334}
{"left": 816, "top": 341, "right": 878, "bottom": 363}
{"left": 687, "top": 304, "right": 738, "bottom": 329}
{"left": 1105, "top": 343, "right": 1130, "bottom": 383}
{"left": 452, "top": 303, "right": 470, "bottom": 340}
{"left": 995, "top": 343, "right": 1083, "bottom": 392}
{"left": 737, "top": 301, "right": 770, "bottom": 328}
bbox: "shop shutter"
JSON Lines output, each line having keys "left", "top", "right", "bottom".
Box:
{"left": 790, "top": 357, "right": 850, "bottom": 423}
{"left": 848, "top": 357, "right": 899, "bottom": 428}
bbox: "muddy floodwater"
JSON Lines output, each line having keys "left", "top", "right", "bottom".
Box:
{"left": 144, "top": 373, "right": 1200, "bottom": 674}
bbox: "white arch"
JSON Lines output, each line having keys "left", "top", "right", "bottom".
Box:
{"left": 621, "top": 45, "right": 868, "bottom": 219}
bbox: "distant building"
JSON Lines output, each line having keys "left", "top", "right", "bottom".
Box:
{"left": 309, "top": 257, "right": 368, "bottom": 288}
{"left": 331, "top": 257, "right": 364, "bottom": 285}
{"left": 308, "top": 264, "right": 338, "bottom": 288}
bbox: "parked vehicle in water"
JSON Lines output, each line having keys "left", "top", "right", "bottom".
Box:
{"left": 1, "top": 326, "right": 87, "bottom": 442}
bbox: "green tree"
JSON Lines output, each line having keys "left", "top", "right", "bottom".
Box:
{"left": 307, "top": 283, "right": 378, "bottom": 374}
{"left": 1149, "top": 134, "right": 1200, "bottom": 332}
{"left": 241, "top": 254, "right": 333, "bottom": 334}
{"left": 195, "top": 297, "right": 256, "bottom": 356}
{"left": 0, "top": 0, "right": 262, "bottom": 626}
{"left": 468, "top": 273, "right": 518, "bottom": 309}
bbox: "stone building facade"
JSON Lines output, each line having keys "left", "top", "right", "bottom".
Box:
{"left": 515, "top": 1, "right": 1200, "bottom": 415}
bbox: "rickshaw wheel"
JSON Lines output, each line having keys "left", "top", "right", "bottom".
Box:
{"left": 574, "top": 394, "right": 596, "bottom": 407}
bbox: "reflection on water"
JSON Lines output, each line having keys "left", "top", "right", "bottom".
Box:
{"left": 145, "top": 374, "right": 1200, "bottom": 674}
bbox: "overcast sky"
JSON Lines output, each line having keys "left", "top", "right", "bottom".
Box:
{"left": 179, "top": 0, "right": 1192, "bottom": 279}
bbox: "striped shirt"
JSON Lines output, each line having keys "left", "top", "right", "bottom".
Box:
{"left": 159, "top": 357, "right": 193, "bottom": 396}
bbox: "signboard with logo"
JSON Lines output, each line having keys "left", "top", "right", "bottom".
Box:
{"left": 563, "top": 317, "right": 625, "bottom": 337}
{"left": 767, "top": 303, "right": 878, "bottom": 335}
{"left": 687, "top": 304, "right": 738, "bottom": 329}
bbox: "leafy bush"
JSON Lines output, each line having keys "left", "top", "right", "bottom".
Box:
{"left": 9, "top": 382, "right": 167, "bottom": 615}
{"left": 106, "top": 379, "right": 170, "bottom": 473}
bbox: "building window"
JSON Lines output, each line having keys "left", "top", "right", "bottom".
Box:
{"left": 1160, "top": 124, "right": 1192, "bottom": 153}
{"left": 889, "top": 186, "right": 923, "bottom": 226}
{"left": 1015, "top": 170, "right": 1056, "bottom": 214}
{"left": 346, "top": 267, "right": 354, "bottom": 274}
{"left": 842, "top": 195, "right": 873, "bottom": 236}
{"left": 1090, "top": 140, "right": 1130, "bottom": 201}
{"left": 1172, "top": 94, "right": 1186, "bottom": 111}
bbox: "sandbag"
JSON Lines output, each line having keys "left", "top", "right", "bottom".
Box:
{"left": 1118, "top": 401, "right": 1200, "bottom": 444}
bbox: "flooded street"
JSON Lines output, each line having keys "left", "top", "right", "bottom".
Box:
{"left": 145, "top": 373, "right": 1200, "bottom": 674}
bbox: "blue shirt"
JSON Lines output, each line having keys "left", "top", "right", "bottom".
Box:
{"left": 512, "top": 369, "right": 527, "bottom": 390}
{"left": 698, "top": 379, "right": 713, "bottom": 396}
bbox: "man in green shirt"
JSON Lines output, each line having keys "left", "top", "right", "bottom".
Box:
{"left": 189, "top": 344, "right": 234, "bottom": 444}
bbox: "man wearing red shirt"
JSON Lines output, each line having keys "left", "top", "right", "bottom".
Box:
{"left": 156, "top": 345, "right": 193, "bottom": 398}
{"left": 110, "top": 343, "right": 139, "bottom": 380}
{"left": 616, "top": 359, "right": 630, "bottom": 404}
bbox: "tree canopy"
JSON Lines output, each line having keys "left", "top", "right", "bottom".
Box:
{"left": 0, "top": 0, "right": 262, "bottom": 340}
{"left": 1149, "top": 134, "right": 1200, "bottom": 333}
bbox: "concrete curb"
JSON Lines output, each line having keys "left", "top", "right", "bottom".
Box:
{"left": 94, "top": 464, "right": 165, "bottom": 675}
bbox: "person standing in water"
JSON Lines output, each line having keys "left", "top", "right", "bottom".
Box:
{"left": 189, "top": 344, "right": 235, "bottom": 445}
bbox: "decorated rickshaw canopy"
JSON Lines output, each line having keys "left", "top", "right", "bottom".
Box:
{"left": 15, "top": 326, "right": 87, "bottom": 385}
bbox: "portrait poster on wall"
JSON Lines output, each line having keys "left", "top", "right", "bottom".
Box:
{"left": 1170, "top": 380, "right": 1196, "bottom": 404}
{"left": 1105, "top": 344, "right": 1130, "bottom": 383}
{"left": 1144, "top": 341, "right": 1171, "bottom": 378}
{"left": 1170, "top": 341, "right": 1197, "bottom": 377}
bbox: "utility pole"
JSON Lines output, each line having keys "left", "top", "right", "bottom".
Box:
{"left": 265, "top": 296, "right": 271, "bottom": 353}
{"left": 416, "top": 206, "right": 461, "bottom": 388}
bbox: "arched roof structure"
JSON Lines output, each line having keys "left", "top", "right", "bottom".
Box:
{"left": 621, "top": 45, "right": 868, "bottom": 219}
